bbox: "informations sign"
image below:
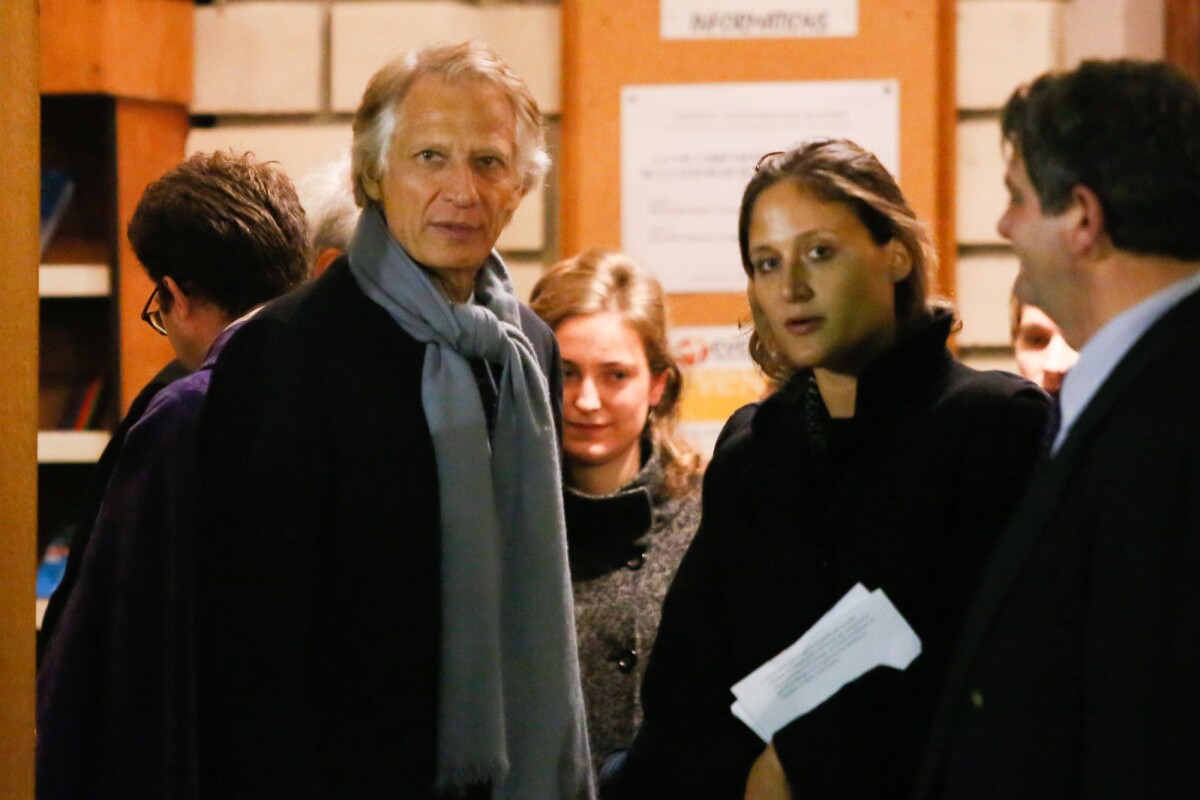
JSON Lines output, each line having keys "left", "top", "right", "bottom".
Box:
{"left": 622, "top": 79, "right": 899, "bottom": 293}
{"left": 661, "top": 0, "right": 859, "bottom": 39}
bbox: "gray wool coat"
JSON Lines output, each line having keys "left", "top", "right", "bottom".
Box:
{"left": 564, "top": 448, "right": 702, "bottom": 772}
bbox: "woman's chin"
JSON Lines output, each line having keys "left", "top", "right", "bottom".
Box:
{"left": 565, "top": 445, "right": 615, "bottom": 469}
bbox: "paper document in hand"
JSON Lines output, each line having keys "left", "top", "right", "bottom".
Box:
{"left": 730, "top": 583, "right": 921, "bottom": 742}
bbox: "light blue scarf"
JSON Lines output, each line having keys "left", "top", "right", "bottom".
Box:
{"left": 347, "top": 205, "right": 593, "bottom": 799}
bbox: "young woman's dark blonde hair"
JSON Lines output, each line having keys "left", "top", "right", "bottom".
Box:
{"left": 530, "top": 249, "right": 701, "bottom": 495}
{"left": 739, "top": 138, "right": 948, "bottom": 383}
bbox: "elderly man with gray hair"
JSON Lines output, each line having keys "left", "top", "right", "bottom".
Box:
{"left": 195, "top": 42, "right": 592, "bottom": 800}
{"left": 297, "top": 156, "right": 359, "bottom": 276}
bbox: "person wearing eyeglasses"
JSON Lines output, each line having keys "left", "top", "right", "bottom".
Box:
{"left": 600, "top": 140, "right": 1051, "bottom": 799}
{"left": 36, "top": 150, "right": 309, "bottom": 800}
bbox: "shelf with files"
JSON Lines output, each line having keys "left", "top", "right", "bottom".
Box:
{"left": 33, "top": 0, "right": 193, "bottom": 633}
{"left": 37, "top": 96, "right": 120, "bottom": 567}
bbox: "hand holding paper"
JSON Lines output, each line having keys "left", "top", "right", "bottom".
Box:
{"left": 744, "top": 743, "right": 793, "bottom": 800}
{"left": 731, "top": 583, "right": 921, "bottom": 742}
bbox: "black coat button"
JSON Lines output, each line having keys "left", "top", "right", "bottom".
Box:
{"left": 615, "top": 649, "right": 639, "bottom": 672}
{"left": 626, "top": 550, "right": 646, "bottom": 570}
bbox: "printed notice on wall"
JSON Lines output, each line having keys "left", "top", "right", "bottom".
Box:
{"left": 622, "top": 80, "right": 899, "bottom": 293}
{"left": 662, "top": 0, "right": 858, "bottom": 40}
{"left": 669, "top": 325, "right": 767, "bottom": 459}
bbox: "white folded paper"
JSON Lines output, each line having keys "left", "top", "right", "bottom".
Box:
{"left": 730, "top": 583, "right": 921, "bottom": 742}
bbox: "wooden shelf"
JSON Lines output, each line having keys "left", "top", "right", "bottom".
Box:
{"left": 34, "top": 0, "right": 192, "bottom": 567}
{"left": 39, "top": 264, "right": 111, "bottom": 297}
{"left": 37, "top": 430, "right": 110, "bottom": 464}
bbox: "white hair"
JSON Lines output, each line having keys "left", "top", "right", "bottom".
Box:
{"left": 297, "top": 155, "right": 360, "bottom": 262}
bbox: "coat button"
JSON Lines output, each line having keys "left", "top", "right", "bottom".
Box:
{"left": 969, "top": 690, "right": 984, "bottom": 710}
{"left": 626, "top": 550, "right": 646, "bottom": 570}
{"left": 615, "top": 649, "right": 639, "bottom": 672}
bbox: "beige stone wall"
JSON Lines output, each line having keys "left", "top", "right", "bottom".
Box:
{"left": 954, "top": 0, "right": 1163, "bottom": 371}
{"left": 189, "top": 0, "right": 561, "bottom": 299}
{"left": 189, "top": 0, "right": 1165, "bottom": 329}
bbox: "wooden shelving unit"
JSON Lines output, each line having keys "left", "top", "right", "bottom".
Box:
{"left": 37, "top": 0, "right": 192, "bottom": 555}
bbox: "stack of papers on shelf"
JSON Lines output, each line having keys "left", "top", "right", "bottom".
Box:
{"left": 731, "top": 583, "right": 922, "bottom": 742}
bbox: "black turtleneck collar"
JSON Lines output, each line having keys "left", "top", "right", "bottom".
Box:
{"left": 563, "top": 442, "right": 664, "bottom": 580}
{"left": 853, "top": 308, "right": 955, "bottom": 423}
{"left": 754, "top": 309, "right": 955, "bottom": 438}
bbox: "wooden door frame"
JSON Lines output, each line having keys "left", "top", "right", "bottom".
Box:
{"left": 0, "top": 0, "right": 40, "bottom": 796}
{"left": 1167, "top": 0, "right": 1200, "bottom": 77}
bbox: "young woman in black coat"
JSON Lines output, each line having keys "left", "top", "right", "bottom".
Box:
{"left": 600, "top": 139, "right": 1052, "bottom": 799}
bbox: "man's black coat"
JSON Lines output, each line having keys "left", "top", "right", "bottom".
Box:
{"left": 194, "top": 259, "right": 560, "bottom": 799}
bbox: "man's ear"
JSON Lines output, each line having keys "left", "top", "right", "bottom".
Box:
{"left": 886, "top": 240, "right": 913, "bottom": 283}
{"left": 313, "top": 248, "right": 342, "bottom": 278}
{"left": 1065, "top": 184, "right": 1107, "bottom": 256}
{"left": 361, "top": 172, "right": 383, "bottom": 202}
{"left": 161, "top": 275, "right": 192, "bottom": 320}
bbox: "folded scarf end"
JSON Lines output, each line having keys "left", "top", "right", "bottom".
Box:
{"left": 434, "top": 762, "right": 507, "bottom": 796}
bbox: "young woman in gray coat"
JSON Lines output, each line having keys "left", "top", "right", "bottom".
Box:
{"left": 531, "top": 250, "right": 703, "bottom": 773}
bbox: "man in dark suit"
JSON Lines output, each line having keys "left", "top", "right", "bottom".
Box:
{"left": 917, "top": 59, "right": 1200, "bottom": 799}
{"left": 195, "top": 42, "right": 592, "bottom": 799}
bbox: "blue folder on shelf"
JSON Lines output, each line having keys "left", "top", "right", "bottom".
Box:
{"left": 40, "top": 168, "right": 76, "bottom": 256}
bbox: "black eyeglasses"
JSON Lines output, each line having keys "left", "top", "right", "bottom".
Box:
{"left": 755, "top": 151, "right": 785, "bottom": 172}
{"left": 141, "top": 284, "right": 167, "bottom": 336}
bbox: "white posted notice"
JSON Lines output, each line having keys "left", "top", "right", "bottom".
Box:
{"left": 662, "top": 0, "right": 858, "bottom": 40}
{"left": 731, "top": 583, "right": 921, "bottom": 742}
{"left": 621, "top": 80, "right": 898, "bottom": 293}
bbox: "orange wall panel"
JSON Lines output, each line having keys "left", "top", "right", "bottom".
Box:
{"left": 561, "top": 0, "right": 956, "bottom": 325}
{"left": 41, "top": 0, "right": 193, "bottom": 104}
{"left": 116, "top": 99, "right": 190, "bottom": 413}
